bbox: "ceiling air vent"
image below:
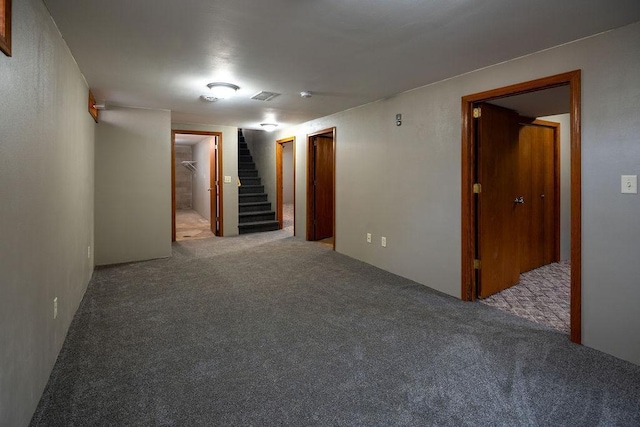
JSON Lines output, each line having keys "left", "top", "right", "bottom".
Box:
{"left": 251, "top": 91, "right": 281, "bottom": 101}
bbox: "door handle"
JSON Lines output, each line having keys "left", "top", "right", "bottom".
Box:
{"left": 514, "top": 196, "right": 524, "bottom": 204}
{"left": 207, "top": 188, "right": 212, "bottom": 192}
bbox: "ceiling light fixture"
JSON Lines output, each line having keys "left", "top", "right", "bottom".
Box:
{"left": 260, "top": 123, "right": 278, "bottom": 132}
{"left": 300, "top": 91, "right": 312, "bottom": 98}
{"left": 206, "top": 82, "right": 240, "bottom": 99}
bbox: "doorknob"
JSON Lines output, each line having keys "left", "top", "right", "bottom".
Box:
{"left": 514, "top": 196, "right": 524, "bottom": 204}
{"left": 207, "top": 188, "right": 212, "bottom": 192}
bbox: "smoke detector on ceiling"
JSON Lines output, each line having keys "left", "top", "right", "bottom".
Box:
{"left": 300, "top": 91, "right": 312, "bottom": 98}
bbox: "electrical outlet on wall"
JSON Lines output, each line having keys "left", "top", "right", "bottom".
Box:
{"left": 381, "top": 236, "right": 387, "bottom": 247}
{"left": 367, "top": 233, "right": 372, "bottom": 243}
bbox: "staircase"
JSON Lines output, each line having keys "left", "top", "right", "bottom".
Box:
{"left": 237, "top": 130, "right": 280, "bottom": 235}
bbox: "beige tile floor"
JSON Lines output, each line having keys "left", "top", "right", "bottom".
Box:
{"left": 175, "top": 209, "right": 215, "bottom": 241}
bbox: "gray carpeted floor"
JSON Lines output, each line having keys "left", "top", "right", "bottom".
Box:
{"left": 31, "top": 235, "right": 640, "bottom": 426}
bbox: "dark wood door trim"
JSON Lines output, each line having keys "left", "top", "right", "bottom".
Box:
{"left": 306, "top": 127, "right": 336, "bottom": 250}
{"left": 171, "top": 130, "right": 224, "bottom": 241}
{"left": 461, "top": 70, "right": 581, "bottom": 343}
{"left": 276, "top": 136, "right": 296, "bottom": 235}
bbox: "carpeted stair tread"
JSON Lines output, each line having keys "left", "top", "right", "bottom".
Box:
{"left": 237, "top": 220, "right": 280, "bottom": 234}
{"left": 238, "top": 162, "right": 255, "bottom": 169}
{"left": 239, "top": 177, "right": 261, "bottom": 185}
{"left": 239, "top": 201, "right": 271, "bottom": 207}
{"left": 239, "top": 185, "right": 265, "bottom": 195}
{"left": 239, "top": 194, "right": 268, "bottom": 202}
{"left": 239, "top": 211, "right": 276, "bottom": 224}
{"left": 239, "top": 202, "right": 272, "bottom": 213}
{"left": 239, "top": 211, "right": 276, "bottom": 221}
{"left": 238, "top": 219, "right": 279, "bottom": 225}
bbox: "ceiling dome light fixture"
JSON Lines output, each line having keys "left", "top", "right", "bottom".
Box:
{"left": 260, "top": 123, "right": 278, "bottom": 132}
{"left": 207, "top": 82, "right": 240, "bottom": 99}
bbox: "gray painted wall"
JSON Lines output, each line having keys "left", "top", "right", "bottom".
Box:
{"left": 192, "top": 137, "right": 213, "bottom": 221}
{"left": 0, "top": 1, "right": 95, "bottom": 425}
{"left": 268, "top": 23, "right": 640, "bottom": 364}
{"left": 538, "top": 113, "right": 571, "bottom": 260}
{"left": 283, "top": 144, "right": 294, "bottom": 204}
{"left": 175, "top": 146, "right": 193, "bottom": 209}
{"left": 171, "top": 123, "right": 239, "bottom": 236}
{"left": 95, "top": 107, "right": 172, "bottom": 265}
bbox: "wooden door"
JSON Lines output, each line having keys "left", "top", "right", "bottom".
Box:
{"left": 518, "top": 122, "right": 557, "bottom": 272}
{"left": 209, "top": 136, "right": 220, "bottom": 235}
{"left": 313, "top": 135, "right": 334, "bottom": 240}
{"left": 477, "top": 103, "right": 521, "bottom": 298}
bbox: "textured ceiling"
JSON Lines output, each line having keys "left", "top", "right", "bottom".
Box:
{"left": 43, "top": 0, "right": 640, "bottom": 129}
{"left": 489, "top": 86, "right": 571, "bottom": 118}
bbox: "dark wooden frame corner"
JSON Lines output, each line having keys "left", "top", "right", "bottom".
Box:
{"left": 0, "top": 0, "right": 12, "bottom": 57}
{"left": 88, "top": 90, "right": 99, "bottom": 123}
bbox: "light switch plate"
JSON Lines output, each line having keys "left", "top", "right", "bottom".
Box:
{"left": 621, "top": 175, "right": 637, "bottom": 194}
{"left": 366, "top": 233, "right": 372, "bottom": 243}
{"left": 381, "top": 236, "right": 387, "bottom": 247}
{"left": 224, "top": 176, "right": 232, "bottom": 183}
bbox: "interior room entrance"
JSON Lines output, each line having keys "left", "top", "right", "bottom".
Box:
{"left": 461, "top": 71, "right": 581, "bottom": 341}
{"left": 276, "top": 137, "right": 295, "bottom": 236}
{"left": 171, "top": 131, "right": 223, "bottom": 241}
{"left": 306, "top": 128, "right": 336, "bottom": 249}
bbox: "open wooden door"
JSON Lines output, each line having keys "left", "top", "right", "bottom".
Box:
{"left": 312, "top": 135, "right": 334, "bottom": 240}
{"left": 209, "top": 136, "right": 221, "bottom": 236}
{"left": 477, "top": 103, "right": 521, "bottom": 298}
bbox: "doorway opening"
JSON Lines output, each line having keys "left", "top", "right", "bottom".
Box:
{"left": 171, "top": 131, "right": 223, "bottom": 242}
{"left": 461, "top": 70, "right": 581, "bottom": 343}
{"left": 276, "top": 136, "right": 296, "bottom": 236}
{"left": 306, "top": 128, "right": 336, "bottom": 249}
